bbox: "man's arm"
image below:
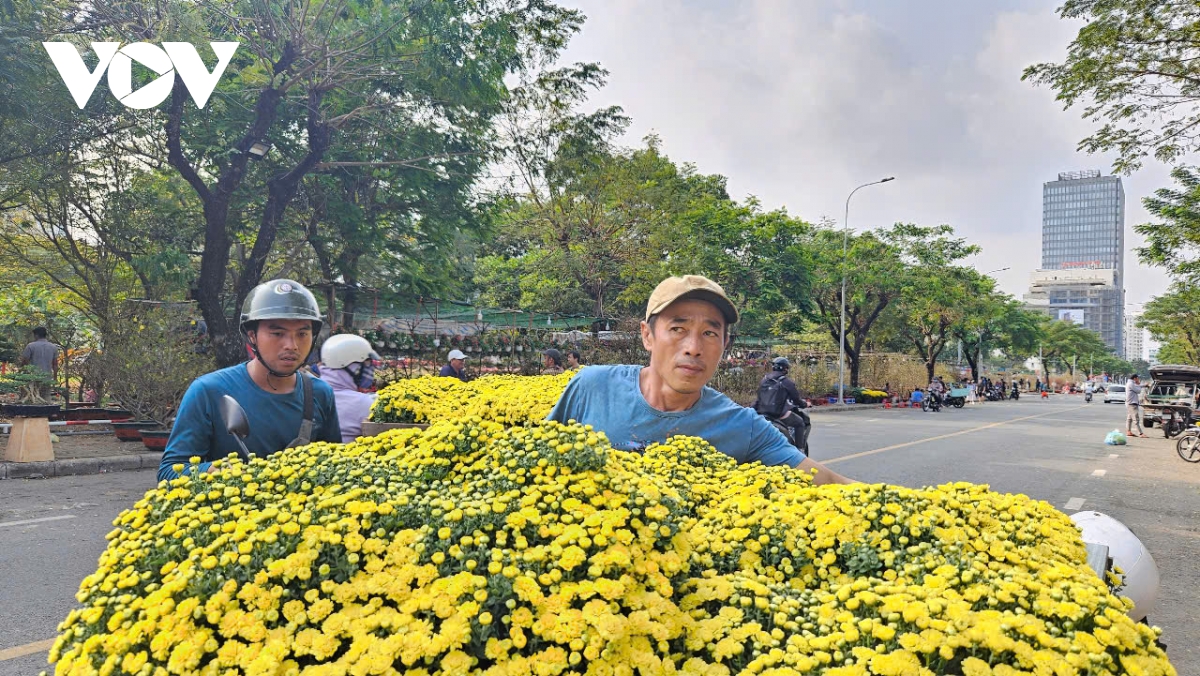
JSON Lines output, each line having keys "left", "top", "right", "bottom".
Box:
{"left": 795, "top": 457, "right": 854, "bottom": 485}
{"left": 783, "top": 378, "right": 803, "bottom": 407}
{"left": 17, "top": 345, "right": 30, "bottom": 367}
{"left": 158, "top": 382, "right": 215, "bottom": 481}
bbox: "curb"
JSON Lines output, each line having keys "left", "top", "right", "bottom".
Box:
{"left": 0, "top": 452, "right": 161, "bottom": 480}
{"left": 807, "top": 403, "right": 889, "bottom": 414}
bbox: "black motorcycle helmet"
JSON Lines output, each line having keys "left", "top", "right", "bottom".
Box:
{"left": 772, "top": 357, "right": 790, "bottom": 373}
{"left": 240, "top": 279, "right": 323, "bottom": 378}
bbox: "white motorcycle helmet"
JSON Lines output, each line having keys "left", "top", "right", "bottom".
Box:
{"left": 1070, "top": 511, "right": 1159, "bottom": 621}
{"left": 321, "top": 334, "right": 380, "bottom": 369}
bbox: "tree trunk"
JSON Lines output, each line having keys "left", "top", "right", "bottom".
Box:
{"left": 341, "top": 262, "right": 360, "bottom": 330}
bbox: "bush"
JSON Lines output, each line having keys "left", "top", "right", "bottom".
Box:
{"left": 50, "top": 411, "right": 1175, "bottom": 674}
{"left": 91, "top": 306, "right": 214, "bottom": 425}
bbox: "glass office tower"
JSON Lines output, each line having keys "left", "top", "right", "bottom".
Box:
{"left": 1035, "top": 171, "right": 1125, "bottom": 354}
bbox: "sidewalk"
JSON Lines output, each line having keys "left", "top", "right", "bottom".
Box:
{"left": 0, "top": 401, "right": 924, "bottom": 479}
{"left": 0, "top": 430, "right": 161, "bottom": 480}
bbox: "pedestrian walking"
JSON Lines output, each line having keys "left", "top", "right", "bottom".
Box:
{"left": 1125, "top": 374, "right": 1148, "bottom": 438}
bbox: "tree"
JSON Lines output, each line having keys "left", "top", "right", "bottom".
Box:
{"left": 38, "top": 0, "right": 587, "bottom": 366}
{"left": 885, "top": 224, "right": 980, "bottom": 382}
{"left": 954, "top": 289, "right": 1046, "bottom": 382}
{"left": 807, "top": 228, "right": 906, "bottom": 388}
{"left": 1039, "top": 320, "right": 1110, "bottom": 378}
{"left": 1136, "top": 165, "right": 1200, "bottom": 283}
{"left": 1139, "top": 282, "right": 1200, "bottom": 364}
{"left": 1024, "top": 0, "right": 1200, "bottom": 172}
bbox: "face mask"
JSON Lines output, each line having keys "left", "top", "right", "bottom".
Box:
{"left": 346, "top": 362, "right": 375, "bottom": 390}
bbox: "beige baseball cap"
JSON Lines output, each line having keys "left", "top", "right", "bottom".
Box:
{"left": 645, "top": 275, "right": 739, "bottom": 325}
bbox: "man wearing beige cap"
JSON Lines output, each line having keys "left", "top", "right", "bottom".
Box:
{"left": 548, "top": 275, "right": 852, "bottom": 484}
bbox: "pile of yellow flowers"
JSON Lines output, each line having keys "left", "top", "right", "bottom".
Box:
{"left": 860, "top": 390, "right": 889, "bottom": 398}
{"left": 369, "top": 372, "right": 575, "bottom": 425}
{"left": 49, "top": 416, "right": 1174, "bottom": 676}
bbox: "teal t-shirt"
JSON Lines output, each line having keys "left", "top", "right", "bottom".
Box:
{"left": 547, "top": 365, "right": 805, "bottom": 467}
{"left": 158, "top": 364, "right": 341, "bottom": 481}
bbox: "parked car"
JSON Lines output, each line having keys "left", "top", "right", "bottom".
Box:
{"left": 1103, "top": 383, "right": 1126, "bottom": 404}
{"left": 1142, "top": 364, "right": 1200, "bottom": 430}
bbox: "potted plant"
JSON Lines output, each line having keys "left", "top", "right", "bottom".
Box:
{"left": 91, "top": 307, "right": 214, "bottom": 449}
{"left": 0, "top": 366, "right": 61, "bottom": 418}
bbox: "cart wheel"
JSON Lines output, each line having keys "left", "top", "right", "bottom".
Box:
{"left": 1176, "top": 434, "right": 1200, "bottom": 463}
{"left": 953, "top": 401, "right": 965, "bottom": 409}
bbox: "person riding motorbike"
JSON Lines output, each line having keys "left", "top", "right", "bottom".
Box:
{"left": 158, "top": 279, "right": 342, "bottom": 481}
{"left": 753, "top": 357, "right": 811, "bottom": 452}
{"left": 927, "top": 376, "right": 946, "bottom": 409}
{"left": 1010, "top": 382, "right": 1020, "bottom": 400}
{"left": 1084, "top": 381, "right": 1095, "bottom": 403}
{"left": 318, "top": 333, "right": 381, "bottom": 442}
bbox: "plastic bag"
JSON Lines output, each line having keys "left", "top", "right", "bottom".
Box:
{"left": 1105, "top": 429, "right": 1127, "bottom": 445}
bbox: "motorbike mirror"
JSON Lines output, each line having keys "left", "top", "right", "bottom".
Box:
{"left": 219, "top": 395, "right": 253, "bottom": 462}
{"left": 220, "top": 395, "right": 250, "bottom": 438}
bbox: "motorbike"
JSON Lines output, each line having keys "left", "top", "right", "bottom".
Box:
{"left": 921, "top": 392, "right": 943, "bottom": 412}
{"left": 1085, "top": 390, "right": 1093, "bottom": 403}
{"left": 1010, "top": 388, "right": 1020, "bottom": 400}
{"left": 985, "top": 386, "right": 1004, "bottom": 402}
{"left": 764, "top": 405, "right": 811, "bottom": 456}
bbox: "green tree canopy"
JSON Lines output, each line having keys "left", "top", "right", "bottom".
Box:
{"left": 1025, "top": 0, "right": 1200, "bottom": 172}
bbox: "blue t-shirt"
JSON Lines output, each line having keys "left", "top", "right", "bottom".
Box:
{"left": 546, "top": 365, "right": 805, "bottom": 467}
{"left": 158, "top": 364, "right": 341, "bottom": 481}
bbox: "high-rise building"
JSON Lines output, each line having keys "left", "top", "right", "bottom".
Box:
{"left": 1123, "top": 312, "right": 1144, "bottom": 362}
{"left": 1025, "top": 170, "right": 1125, "bottom": 353}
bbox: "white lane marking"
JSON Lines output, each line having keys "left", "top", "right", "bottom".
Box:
{"left": 1108, "top": 454, "right": 1119, "bottom": 459}
{"left": 825, "top": 405, "right": 1089, "bottom": 465}
{"left": 865, "top": 418, "right": 881, "bottom": 422}
{"left": 1064, "top": 497, "right": 1085, "bottom": 511}
{"left": 0, "top": 514, "right": 77, "bottom": 528}
{"left": 1091, "top": 469, "right": 1107, "bottom": 477}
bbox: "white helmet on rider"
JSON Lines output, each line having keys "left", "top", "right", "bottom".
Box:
{"left": 321, "top": 334, "right": 380, "bottom": 369}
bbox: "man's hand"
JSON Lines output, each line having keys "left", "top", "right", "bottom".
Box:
{"left": 796, "top": 457, "right": 854, "bottom": 485}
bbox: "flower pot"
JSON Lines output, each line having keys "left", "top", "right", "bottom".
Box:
{"left": 139, "top": 429, "right": 170, "bottom": 452}
{"left": 845, "top": 397, "right": 856, "bottom": 405}
{"left": 826, "top": 397, "right": 837, "bottom": 405}
{"left": 113, "top": 420, "right": 156, "bottom": 442}
{"left": 1, "top": 403, "right": 61, "bottom": 418}
{"left": 103, "top": 408, "right": 133, "bottom": 421}
{"left": 64, "top": 407, "right": 109, "bottom": 422}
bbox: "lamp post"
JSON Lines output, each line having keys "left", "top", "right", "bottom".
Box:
{"left": 838, "top": 177, "right": 894, "bottom": 404}
{"left": 985, "top": 267, "right": 1010, "bottom": 275}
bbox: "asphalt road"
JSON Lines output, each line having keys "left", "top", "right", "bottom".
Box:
{"left": 1, "top": 396, "right": 1197, "bottom": 675}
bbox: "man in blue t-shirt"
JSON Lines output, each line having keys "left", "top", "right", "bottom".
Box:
{"left": 158, "top": 280, "right": 341, "bottom": 481}
{"left": 547, "top": 275, "right": 852, "bottom": 485}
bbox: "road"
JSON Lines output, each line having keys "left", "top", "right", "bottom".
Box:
{"left": 1, "top": 397, "right": 1197, "bottom": 675}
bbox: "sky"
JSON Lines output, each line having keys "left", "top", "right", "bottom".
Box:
{"left": 555, "top": 0, "right": 1177, "bottom": 327}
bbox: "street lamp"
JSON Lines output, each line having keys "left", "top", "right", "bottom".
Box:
{"left": 838, "top": 177, "right": 894, "bottom": 404}
{"left": 985, "top": 267, "right": 1010, "bottom": 275}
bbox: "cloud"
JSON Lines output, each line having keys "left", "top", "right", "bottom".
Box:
{"left": 557, "top": 0, "right": 1175, "bottom": 313}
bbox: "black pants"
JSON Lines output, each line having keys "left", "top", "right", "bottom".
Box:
{"left": 777, "top": 409, "right": 810, "bottom": 450}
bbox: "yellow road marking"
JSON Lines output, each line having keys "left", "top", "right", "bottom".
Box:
{"left": 0, "top": 638, "right": 55, "bottom": 662}
{"left": 824, "top": 405, "right": 1088, "bottom": 465}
